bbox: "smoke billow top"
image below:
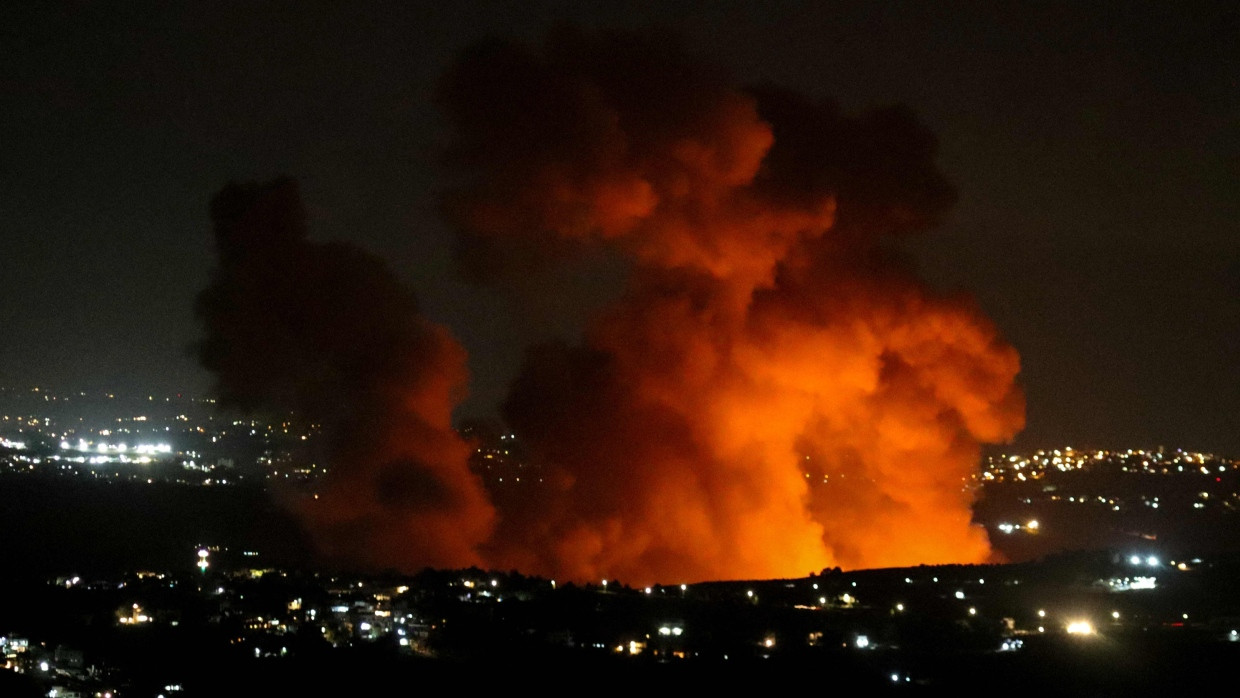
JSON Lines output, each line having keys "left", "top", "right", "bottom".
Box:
{"left": 197, "top": 28, "right": 1024, "bottom": 584}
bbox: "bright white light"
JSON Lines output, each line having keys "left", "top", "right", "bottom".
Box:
{"left": 1146, "top": 556, "right": 1159, "bottom": 566}
{"left": 1066, "top": 620, "right": 1095, "bottom": 635}
{"left": 1130, "top": 555, "right": 1142, "bottom": 565}
{"left": 955, "top": 590, "right": 965, "bottom": 600}
{"left": 39, "top": 661, "right": 49, "bottom": 672}
{"left": 855, "top": 635, "right": 870, "bottom": 649}
{"left": 1112, "top": 611, "right": 1120, "bottom": 619}
{"left": 197, "top": 549, "right": 209, "bottom": 558}
{"left": 659, "top": 626, "right": 671, "bottom": 636}
{"left": 680, "top": 584, "right": 687, "bottom": 591}
{"left": 1026, "top": 519, "right": 1039, "bottom": 530}
{"left": 895, "top": 603, "right": 904, "bottom": 612}
{"left": 891, "top": 673, "right": 900, "bottom": 682}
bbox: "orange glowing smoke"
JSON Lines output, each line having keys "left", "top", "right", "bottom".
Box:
{"left": 440, "top": 29, "right": 1024, "bottom": 583}
{"left": 197, "top": 179, "right": 495, "bottom": 570}
{"left": 196, "top": 29, "right": 1023, "bottom": 585}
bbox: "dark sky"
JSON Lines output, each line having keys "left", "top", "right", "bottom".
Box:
{"left": 2, "top": 2, "right": 1236, "bottom": 455}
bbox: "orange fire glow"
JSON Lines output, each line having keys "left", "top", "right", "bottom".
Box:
{"left": 199, "top": 28, "right": 1024, "bottom": 586}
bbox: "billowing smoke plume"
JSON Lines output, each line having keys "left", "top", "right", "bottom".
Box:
{"left": 439, "top": 29, "right": 1024, "bottom": 583}
{"left": 195, "top": 29, "right": 1023, "bottom": 585}
{"left": 196, "top": 178, "right": 494, "bottom": 570}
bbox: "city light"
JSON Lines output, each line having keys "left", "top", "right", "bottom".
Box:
{"left": 1066, "top": 621, "right": 1095, "bottom": 635}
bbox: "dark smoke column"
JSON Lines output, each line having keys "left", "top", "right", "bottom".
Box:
{"left": 196, "top": 178, "right": 494, "bottom": 570}
{"left": 440, "top": 29, "right": 1024, "bottom": 584}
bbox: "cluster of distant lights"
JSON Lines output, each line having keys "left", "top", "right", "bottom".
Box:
{"left": 982, "top": 446, "right": 1236, "bottom": 483}
{"left": 44, "top": 439, "right": 174, "bottom": 466}
{"left": 27, "top": 558, "right": 1240, "bottom": 694}
{"left": 117, "top": 603, "right": 152, "bottom": 625}
{"left": 60, "top": 439, "right": 172, "bottom": 455}
{"left": 980, "top": 447, "right": 1240, "bottom": 516}
{"left": 12, "top": 389, "right": 324, "bottom": 445}
{"left": 995, "top": 519, "right": 1039, "bottom": 535}
{"left": 0, "top": 437, "right": 26, "bottom": 450}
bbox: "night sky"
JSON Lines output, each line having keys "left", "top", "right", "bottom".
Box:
{"left": 3, "top": 2, "right": 1237, "bottom": 455}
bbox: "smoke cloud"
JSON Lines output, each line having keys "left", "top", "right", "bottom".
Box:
{"left": 439, "top": 28, "right": 1024, "bottom": 583}
{"left": 196, "top": 178, "right": 495, "bottom": 570}
{"left": 196, "top": 28, "right": 1023, "bottom": 585}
